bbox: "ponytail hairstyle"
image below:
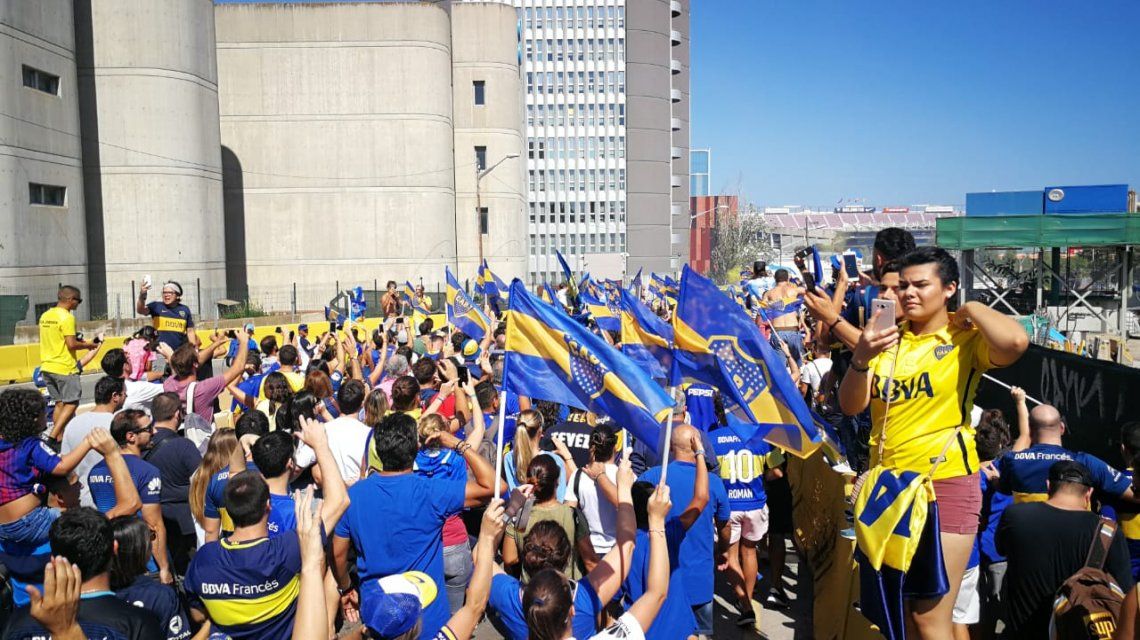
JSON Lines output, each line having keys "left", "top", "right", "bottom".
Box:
{"left": 526, "top": 454, "right": 561, "bottom": 503}
{"left": 514, "top": 409, "right": 544, "bottom": 482}
{"left": 522, "top": 568, "right": 574, "bottom": 640}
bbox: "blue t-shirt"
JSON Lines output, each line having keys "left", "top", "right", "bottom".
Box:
{"left": 88, "top": 453, "right": 163, "bottom": 516}
{"left": 116, "top": 575, "right": 191, "bottom": 640}
{"left": 184, "top": 533, "right": 302, "bottom": 640}
{"left": 684, "top": 384, "right": 717, "bottom": 432}
{"left": 978, "top": 472, "right": 1012, "bottom": 565}
{"left": 232, "top": 374, "right": 264, "bottom": 411}
{"left": 226, "top": 339, "right": 259, "bottom": 362}
{"left": 621, "top": 525, "right": 697, "bottom": 640}
{"left": 414, "top": 448, "right": 467, "bottom": 481}
{"left": 995, "top": 444, "right": 1130, "bottom": 503}
{"left": 145, "top": 301, "right": 194, "bottom": 350}
{"left": 711, "top": 427, "right": 780, "bottom": 512}
{"left": 638, "top": 461, "right": 730, "bottom": 606}
{"left": 333, "top": 472, "right": 466, "bottom": 638}
{"left": 204, "top": 463, "right": 260, "bottom": 535}
{"left": 0, "top": 536, "right": 51, "bottom": 608}
{"left": 267, "top": 492, "right": 296, "bottom": 537}
{"left": 486, "top": 574, "right": 602, "bottom": 640}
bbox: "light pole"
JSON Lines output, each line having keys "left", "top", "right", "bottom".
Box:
{"left": 475, "top": 152, "right": 520, "bottom": 266}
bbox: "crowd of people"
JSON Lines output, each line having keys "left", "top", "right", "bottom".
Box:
{"left": 4, "top": 227, "right": 1139, "bottom": 639}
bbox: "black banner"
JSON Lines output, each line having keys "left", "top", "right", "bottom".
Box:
{"left": 975, "top": 345, "right": 1140, "bottom": 467}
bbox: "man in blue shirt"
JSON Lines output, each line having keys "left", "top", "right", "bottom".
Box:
{"left": 88, "top": 409, "right": 172, "bottom": 585}
{"left": 332, "top": 412, "right": 497, "bottom": 638}
{"left": 995, "top": 403, "right": 1133, "bottom": 504}
{"left": 252, "top": 426, "right": 347, "bottom": 538}
{"left": 638, "top": 424, "right": 731, "bottom": 637}
{"left": 711, "top": 423, "right": 784, "bottom": 629}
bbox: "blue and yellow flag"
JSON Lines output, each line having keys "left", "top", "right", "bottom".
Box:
{"left": 401, "top": 281, "right": 430, "bottom": 317}
{"left": 579, "top": 289, "right": 620, "bottom": 332}
{"left": 619, "top": 288, "right": 673, "bottom": 381}
{"left": 446, "top": 267, "right": 491, "bottom": 341}
{"left": 502, "top": 280, "right": 674, "bottom": 447}
{"left": 540, "top": 283, "right": 566, "bottom": 312}
{"left": 671, "top": 266, "right": 822, "bottom": 457}
{"left": 853, "top": 467, "right": 947, "bottom": 640}
{"left": 758, "top": 294, "right": 804, "bottom": 321}
{"left": 555, "top": 250, "right": 574, "bottom": 285}
{"left": 630, "top": 268, "right": 643, "bottom": 296}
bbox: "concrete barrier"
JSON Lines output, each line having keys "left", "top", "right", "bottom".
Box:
{"left": 0, "top": 314, "right": 447, "bottom": 384}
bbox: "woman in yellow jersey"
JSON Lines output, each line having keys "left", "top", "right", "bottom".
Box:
{"left": 840, "top": 246, "right": 1028, "bottom": 639}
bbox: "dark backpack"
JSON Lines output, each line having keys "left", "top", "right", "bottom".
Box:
{"left": 1050, "top": 518, "right": 1125, "bottom": 640}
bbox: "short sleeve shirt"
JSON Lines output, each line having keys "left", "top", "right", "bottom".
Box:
{"left": 38, "top": 306, "right": 77, "bottom": 375}
{"left": 163, "top": 375, "right": 228, "bottom": 425}
{"left": 638, "top": 461, "right": 731, "bottom": 605}
{"left": 146, "top": 301, "right": 194, "bottom": 350}
{"left": 487, "top": 574, "right": 603, "bottom": 640}
{"left": 88, "top": 453, "right": 162, "bottom": 515}
{"left": 995, "top": 444, "right": 1130, "bottom": 503}
{"left": 867, "top": 320, "right": 994, "bottom": 480}
{"left": 267, "top": 493, "right": 297, "bottom": 537}
{"left": 116, "top": 575, "right": 191, "bottom": 640}
{"left": 143, "top": 429, "right": 203, "bottom": 536}
{"left": 712, "top": 427, "right": 782, "bottom": 511}
{"left": 619, "top": 526, "right": 697, "bottom": 640}
{"left": 184, "top": 533, "right": 301, "bottom": 640}
{"left": 546, "top": 413, "right": 596, "bottom": 467}
{"left": 204, "top": 463, "right": 260, "bottom": 534}
{"left": 684, "top": 384, "right": 717, "bottom": 432}
{"left": 333, "top": 472, "right": 465, "bottom": 638}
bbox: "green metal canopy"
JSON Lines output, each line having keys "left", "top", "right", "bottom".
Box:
{"left": 936, "top": 214, "right": 1140, "bottom": 250}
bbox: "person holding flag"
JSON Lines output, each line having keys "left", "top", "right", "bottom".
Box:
{"left": 759, "top": 269, "right": 807, "bottom": 365}
{"left": 838, "top": 247, "right": 1028, "bottom": 639}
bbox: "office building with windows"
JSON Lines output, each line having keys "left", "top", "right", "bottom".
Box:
{"left": 508, "top": 0, "right": 690, "bottom": 282}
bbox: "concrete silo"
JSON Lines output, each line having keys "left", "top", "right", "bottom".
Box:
{"left": 0, "top": 0, "right": 88, "bottom": 321}
{"left": 74, "top": 0, "right": 225, "bottom": 319}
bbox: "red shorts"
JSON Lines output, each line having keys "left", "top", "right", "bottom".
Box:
{"left": 931, "top": 473, "right": 981, "bottom": 535}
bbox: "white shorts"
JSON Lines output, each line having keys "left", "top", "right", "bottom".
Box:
{"left": 953, "top": 565, "right": 981, "bottom": 625}
{"left": 729, "top": 506, "right": 769, "bottom": 544}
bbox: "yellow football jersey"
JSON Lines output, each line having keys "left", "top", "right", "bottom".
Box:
{"left": 867, "top": 320, "right": 993, "bottom": 481}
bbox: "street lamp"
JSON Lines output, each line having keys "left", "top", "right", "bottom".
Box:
{"left": 475, "top": 152, "right": 520, "bottom": 265}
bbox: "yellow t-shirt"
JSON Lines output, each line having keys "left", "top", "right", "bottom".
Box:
{"left": 38, "top": 307, "right": 77, "bottom": 375}
{"left": 867, "top": 320, "right": 993, "bottom": 481}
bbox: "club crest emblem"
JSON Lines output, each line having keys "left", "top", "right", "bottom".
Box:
{"left": 710, "top": 337, "right": 767, "bottom": 403}
{"left": 565, "top": 336, "right": 608, "bottom": 399}
{"left": 934, "top": 345, "right": 955, "bottom": 360}
{"left": 451, "top": 293, "right": 472, "bottom": 316}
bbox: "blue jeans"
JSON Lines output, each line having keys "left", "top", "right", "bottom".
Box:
{"left": 443, "top": 541, "right": 473, "bottom": 614}
{"left": 0, "top": 506, "right": 59, "bottom": 547}
{"left": 692, "top": 600, "right": 714, "bottom": 635}
{"left": 770, "top": 330, "right": 804, "bottom": 366}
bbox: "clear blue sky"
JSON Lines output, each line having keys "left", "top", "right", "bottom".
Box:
{"left": 690, "top": 1, "right": 1140, "bottom": 207}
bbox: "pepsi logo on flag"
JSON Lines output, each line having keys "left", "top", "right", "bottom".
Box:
{"left": 934, "top": 345, "right": 955, "bottom": 360}
{"left": 710, "top": 336, "right": 768, "bottom": 403}
{"left": 565, "top": 335, "right": 608, "bottom": 400}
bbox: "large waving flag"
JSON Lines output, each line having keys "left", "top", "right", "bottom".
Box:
{"left": 401, "top": 281, "right": 431, "bottom": 316}
{"left": 445, "top": 267, "right": 491, "bottom": 341}
{"left": 672, "top": 266, "right": 822, "bottom": 457}
{"left": 555, "top": 250, "right": 574, "bottom": 285}
{"left": 579, "top": 289, "right": 620, "bottom": 332}
{"left": 619, "top": 288, "right": 673, "bottom": 381}
{"left": 502, "top": 280, "right": 674, "bottom": 446}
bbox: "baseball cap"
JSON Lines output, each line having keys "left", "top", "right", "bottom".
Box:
{"left": 1048, "top": 460, "right": 1094, "bottom": 487}
{"left": 244, "top": 322, "right": 255, "bottom": 333}
{"left": 461, "top": 339, "right": 480, "bottom": 359}
{"left": 298, "top": 324, "right": 308, "bottom": 332}
{"left": 361, "top": 572, "right": 438, "bottom": 638}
